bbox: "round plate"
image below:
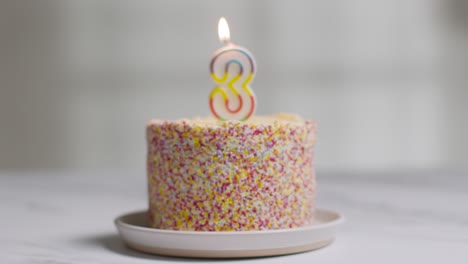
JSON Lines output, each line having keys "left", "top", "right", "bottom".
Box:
{"left": 115, "top": 208, "right": 344, "bottom": 258}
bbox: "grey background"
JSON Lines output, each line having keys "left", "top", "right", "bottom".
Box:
{"left": 0, "top": 0, "right": 467, "bottom": 171}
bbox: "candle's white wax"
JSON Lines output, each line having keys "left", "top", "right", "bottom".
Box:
{"left": 210, "top": 44, "right": 256, "bottom": 120}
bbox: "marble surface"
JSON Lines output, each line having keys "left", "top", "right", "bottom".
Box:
{"left": 1, "top": 169, "right": 467, "bottom": 263}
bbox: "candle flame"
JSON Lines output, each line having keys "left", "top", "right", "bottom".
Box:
{"left": 218, "top": 17, "right": 230, "bottom": 43}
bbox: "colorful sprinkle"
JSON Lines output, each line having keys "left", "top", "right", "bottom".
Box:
{"left": 147, "top": 114, "right": 316, "bottom": 231}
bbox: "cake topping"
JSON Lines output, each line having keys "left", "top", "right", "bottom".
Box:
{"left": 147, "top": 113, "right": 305, "bottom": 127}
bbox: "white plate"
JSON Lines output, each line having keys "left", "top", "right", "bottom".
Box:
{"left": 115, "top": 208, "right": 344, "bottom": 258}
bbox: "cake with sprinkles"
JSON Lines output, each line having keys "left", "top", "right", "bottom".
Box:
{"left": 146, "top": 113, "right": 317, "bottom": 231}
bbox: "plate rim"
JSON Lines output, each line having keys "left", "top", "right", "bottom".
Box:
{"left": 115, "top": 208, "right": 344, "bottom": 236}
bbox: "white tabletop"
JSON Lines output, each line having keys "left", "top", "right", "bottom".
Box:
{"left": 1, "top": 169, "right": 467, "bottom": 263}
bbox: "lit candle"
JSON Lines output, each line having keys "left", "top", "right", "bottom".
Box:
{"left": 209, "top": 17, "right": 257, "bottom": 121}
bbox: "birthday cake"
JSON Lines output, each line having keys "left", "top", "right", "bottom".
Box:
{"left": 146, "top": 113, "right": 317, "bottom": 231}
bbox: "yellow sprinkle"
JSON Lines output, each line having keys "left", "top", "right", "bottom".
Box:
{"left": 179, "top": 210, "right": 188, "bottom": 219}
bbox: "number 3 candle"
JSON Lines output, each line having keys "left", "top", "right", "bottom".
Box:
{"left": 209, "top": 17, "right": 257, "bottom": 121}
